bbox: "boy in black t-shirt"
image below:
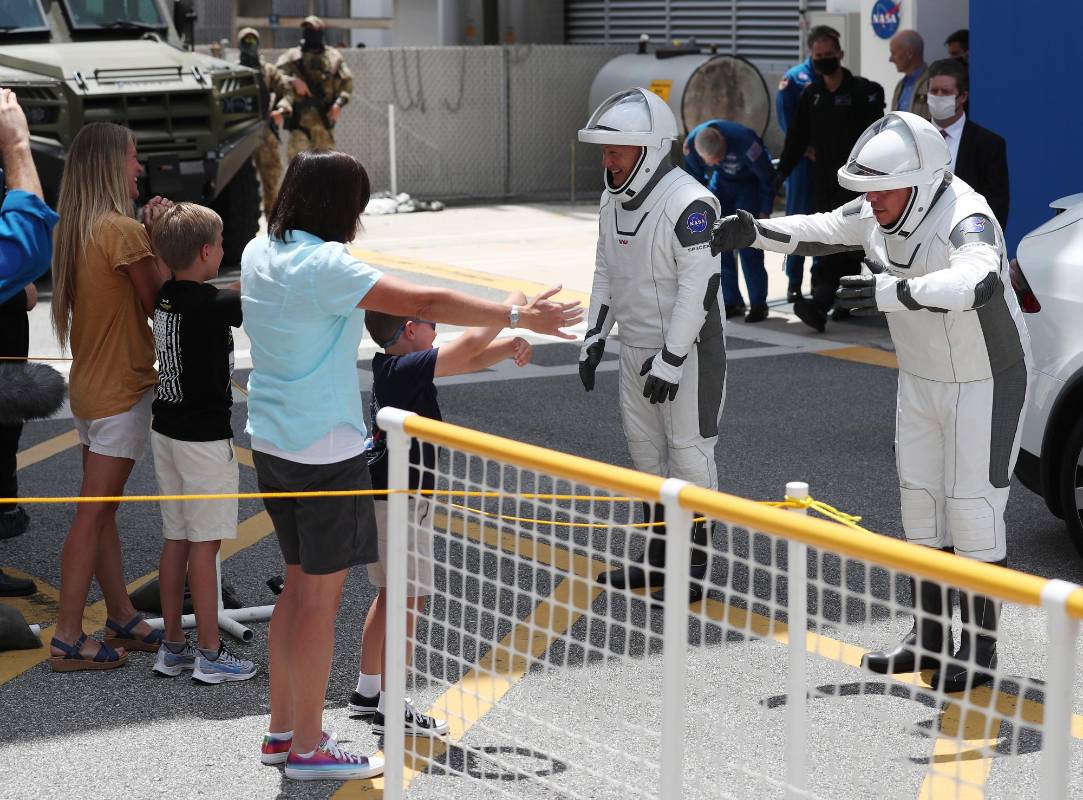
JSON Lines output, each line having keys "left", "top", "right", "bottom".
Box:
{"left": 349, "top": 292, "right": 533, "bottom": 735}
{"left": 149, "top": 203, "right": 256, "bottom": 685}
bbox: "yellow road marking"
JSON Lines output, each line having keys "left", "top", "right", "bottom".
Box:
{"left": 15, "top": 430, "right": 81, "bottom": 471}
{"left": 348, "top": 246, "right": 591, "bottom": 307}
{"left": 817, "top": 345, "right": 899, "bottom": 369}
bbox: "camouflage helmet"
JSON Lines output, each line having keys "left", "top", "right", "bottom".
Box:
{"left": 238, "top": 27, "right": 260, "bottom": 44}
{"left": 301, "top": 15, "right": 324, "bottom": 30}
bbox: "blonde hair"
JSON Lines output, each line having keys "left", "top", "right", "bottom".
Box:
{"left": 50, "top": 123, "right": 135, "bottom": 349}
{"left": 151, "top": 203, "right": 223, "bottom": 272}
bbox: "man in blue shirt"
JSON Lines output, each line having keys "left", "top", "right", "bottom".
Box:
{"left": 683, "top": 120, "right": 776, "bottom": 322}
{"left": 776, "top": 44, "right": 820, "bottom": 302}
{"left": 0, "top": 88, "right": 59, "bottom": 596}
{"left": 889, "top": 30, "right": 930, "bottom": 119}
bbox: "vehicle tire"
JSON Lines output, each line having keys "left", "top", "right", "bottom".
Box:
{"left": 1059, "top": 416, "right": 1083, "bottom": 559}
{"left": 213, "top": 159, "right": 260, "bottom": 267}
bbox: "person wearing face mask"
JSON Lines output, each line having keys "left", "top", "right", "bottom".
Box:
{"left": 275, "top": 16, "right": 354, "bottom": 159}
{"left": 237, "top": 27, "right": 291, "bottom": 217}
{"left": 775, "top": 26, "right": 885, "bottom": 332}
{"left": 577, "top": 88, "right": 725, "bottom": 604}
{"left": 926, "top": 58, "right": 1009, "bottom": 228}
{"left": 776, "top": 31, "right": 828, "bottom": 304}
{"left": 712, "top": 111, "right": 1031, "bottom": 694}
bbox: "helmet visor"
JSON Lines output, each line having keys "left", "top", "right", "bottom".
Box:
{"left": 579, "top": 90, "right": 660, "bottom": 146}
{"left": 840, "top": 115, "right": 922, "bottom": 187}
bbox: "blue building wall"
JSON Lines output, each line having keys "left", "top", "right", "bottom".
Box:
{"left": 971, "top": 0, "right": 1083, "bottom": 254}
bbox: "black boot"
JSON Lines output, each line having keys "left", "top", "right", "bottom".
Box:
{"left": 0, "top": 568, "right": 36, "bottom": 597}
{"left": 650, "top": 519, "right": 709, "bottom": 605}
{"left": 598, "top": 503, "right": 666, "bottom": 590}
{"left": 931, "top": 561, "right": 1003, "bottom": 692}
{"left": 862, "top": 575, "right": 950, "bottom": 674}
{"left": 792, "top": 299, "right": 827, "bottom": 333}
{"left": 0, "top": 506, "right": 29, "bottom": 540}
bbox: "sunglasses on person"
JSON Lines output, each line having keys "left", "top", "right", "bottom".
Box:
{"left": 380, "top": 319, "right": 436, "bottom": 349}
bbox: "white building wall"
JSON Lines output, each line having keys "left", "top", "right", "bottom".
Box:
{"left": 858, "top": 0, "right": 968, "bottom": 105}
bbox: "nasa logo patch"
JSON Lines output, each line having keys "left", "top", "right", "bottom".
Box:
{"left": 960, "top": 217, "right": 986, "bottom": 234}
{"left": 686, "top": 211, "right": 708, "bottom": 235}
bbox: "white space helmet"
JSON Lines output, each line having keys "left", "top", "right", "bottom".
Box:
{"left": 837, "top": 111, "right": 951, "bottom": 236}
{"left": 579, "top": 88, "right": 679, "bottom": 201}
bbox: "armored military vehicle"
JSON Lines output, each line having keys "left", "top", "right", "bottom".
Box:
{"left": 0, "top": 0, "right": 263, "bottom": 264}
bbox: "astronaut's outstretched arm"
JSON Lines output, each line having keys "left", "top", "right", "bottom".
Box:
{"left": 711, "top": 198, "right": 868, "bottom": 257}
{"left": 579, "top": 229, "right": 616, "bottom": 391}
{"left": 640, "top": 199, "right": 719, "bottom": 404}
{"left": 845, "top": 214, "right": 1006, "bottom": 315}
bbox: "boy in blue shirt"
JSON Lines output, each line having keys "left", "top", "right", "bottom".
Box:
{"left": 348, "top": 290, "right": 533, "bottom": 735}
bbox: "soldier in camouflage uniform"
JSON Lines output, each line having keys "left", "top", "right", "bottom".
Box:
{"left": 238, "top": 27, "right": 291, "bottom": 216}
{"left": 275, "top": 16, "right": 353, "bottom": 159}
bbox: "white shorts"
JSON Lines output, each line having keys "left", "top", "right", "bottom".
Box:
{"left": 152, "top": 431, "right": 239, "bottom": 542}
{"left": 73, "top": 389, "right": 153, "bottom": 461}
{"left": 366, "top": 497, "right": 435, "bottom": 596}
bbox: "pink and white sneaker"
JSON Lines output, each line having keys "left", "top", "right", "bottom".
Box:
{"left": 260, "top": 730, "right": 335, "bottom": 766}
{"left": 284, "top": 739, "right": 384, "bottom": 781}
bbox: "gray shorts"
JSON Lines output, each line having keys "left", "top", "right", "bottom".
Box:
{"left": 253, "top": 450, "right": 378, "bottom": 575}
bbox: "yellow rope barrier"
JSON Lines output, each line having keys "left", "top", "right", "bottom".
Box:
{"left": 12, "top": 487, "right": 869, "bottom": 532}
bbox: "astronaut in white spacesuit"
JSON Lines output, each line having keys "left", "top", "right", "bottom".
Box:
{"left": 577, "top": 88, "right": 726, "bottom": 604}
{"left": 711, "top": 111, "right": 1030, "bottom": 692}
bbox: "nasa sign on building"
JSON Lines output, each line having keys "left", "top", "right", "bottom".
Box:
{"left": 871, "top": 0, "right": 902, "bottom": 39}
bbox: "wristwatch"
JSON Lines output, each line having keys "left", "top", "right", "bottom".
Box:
{"left": 508, "top": 305, "right": 521, "bottom": 329}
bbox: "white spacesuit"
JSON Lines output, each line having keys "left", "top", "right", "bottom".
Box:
{"left": 578, "top": 88, "right": 725, "bottom": 603}
{"left": 711, "top": 112, "right": 1030, "bottom": 692}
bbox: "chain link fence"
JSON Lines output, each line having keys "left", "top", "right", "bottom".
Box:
{"left": 259, "top": 45, "right": 630, "bottom": 202}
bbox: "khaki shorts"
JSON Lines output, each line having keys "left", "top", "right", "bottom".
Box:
{"left": 152, "top": 432, "right": 239, "bottom": 542}
{"left": 367, "top": 497, "right": 435, "bottom": 596}
{"left": 73, "top": 389, "right": 153, "bottom": 461}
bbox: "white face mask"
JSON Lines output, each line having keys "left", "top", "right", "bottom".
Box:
{"left": 928, "top": 93, "right": 959, "bottom": 121}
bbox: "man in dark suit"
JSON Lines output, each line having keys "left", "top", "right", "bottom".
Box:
{"left": 926, "top": 58, "right": 1009, "bottom": 228}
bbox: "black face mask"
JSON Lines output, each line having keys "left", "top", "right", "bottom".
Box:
{"left": 239, "top": 40, "right": 259, "bottom": 68}
{"left": 813, "top": 57, "right": 840, "bottom": 76}
{"left": 300, "top": 27, "right": 324, "bottom": 52}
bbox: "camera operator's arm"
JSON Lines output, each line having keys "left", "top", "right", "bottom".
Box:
{"left": 0, "top": 88, "right": 42, "bottom": 200}
{"left": 0, "top": 89, "right": 59, "bottom": 291}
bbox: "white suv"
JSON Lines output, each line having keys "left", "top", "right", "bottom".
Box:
{"left": 1012, "top": 193, "right": 1083, "bottom": 556}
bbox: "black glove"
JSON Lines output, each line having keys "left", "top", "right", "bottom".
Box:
{"left": 836, "top": 275, "right": 880, "bottom": 316}
{"left": 710, "top": 208, "right": 757, "bottom": 256}
{"left": 579, "top": 340, "right": 605, "bottom": 392}
{"left": 640, "top": 355, "right": 679, "bottom": 404}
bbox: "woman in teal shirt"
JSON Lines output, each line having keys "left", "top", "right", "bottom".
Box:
{"left": 241, "top": 149, "right": 582, "bottom": 781}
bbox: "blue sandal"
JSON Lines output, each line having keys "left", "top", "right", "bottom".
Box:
{"left": 103, "top": 614, "right": 164, "bottom": 653}
{"left": 49, "top": 633, "right": 128, "bottom": 672}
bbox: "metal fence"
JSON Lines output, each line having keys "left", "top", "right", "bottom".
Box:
{"left": 376, "top": 409, "right": 1083, "bottom": 799}
{"left": 260, "top": 44, "right": 630, "bottom": 201}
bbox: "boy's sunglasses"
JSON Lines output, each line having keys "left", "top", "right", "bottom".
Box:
{"left": 380, "top": 319, "right": 435, "bottom": 349}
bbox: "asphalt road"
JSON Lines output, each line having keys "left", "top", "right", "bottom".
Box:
{"left": 1, "top": 276, "right": 1081, "bottom": 800}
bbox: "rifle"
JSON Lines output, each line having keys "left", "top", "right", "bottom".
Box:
{"left": 289, "top": 56, "right": 335, "bottom": 131}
